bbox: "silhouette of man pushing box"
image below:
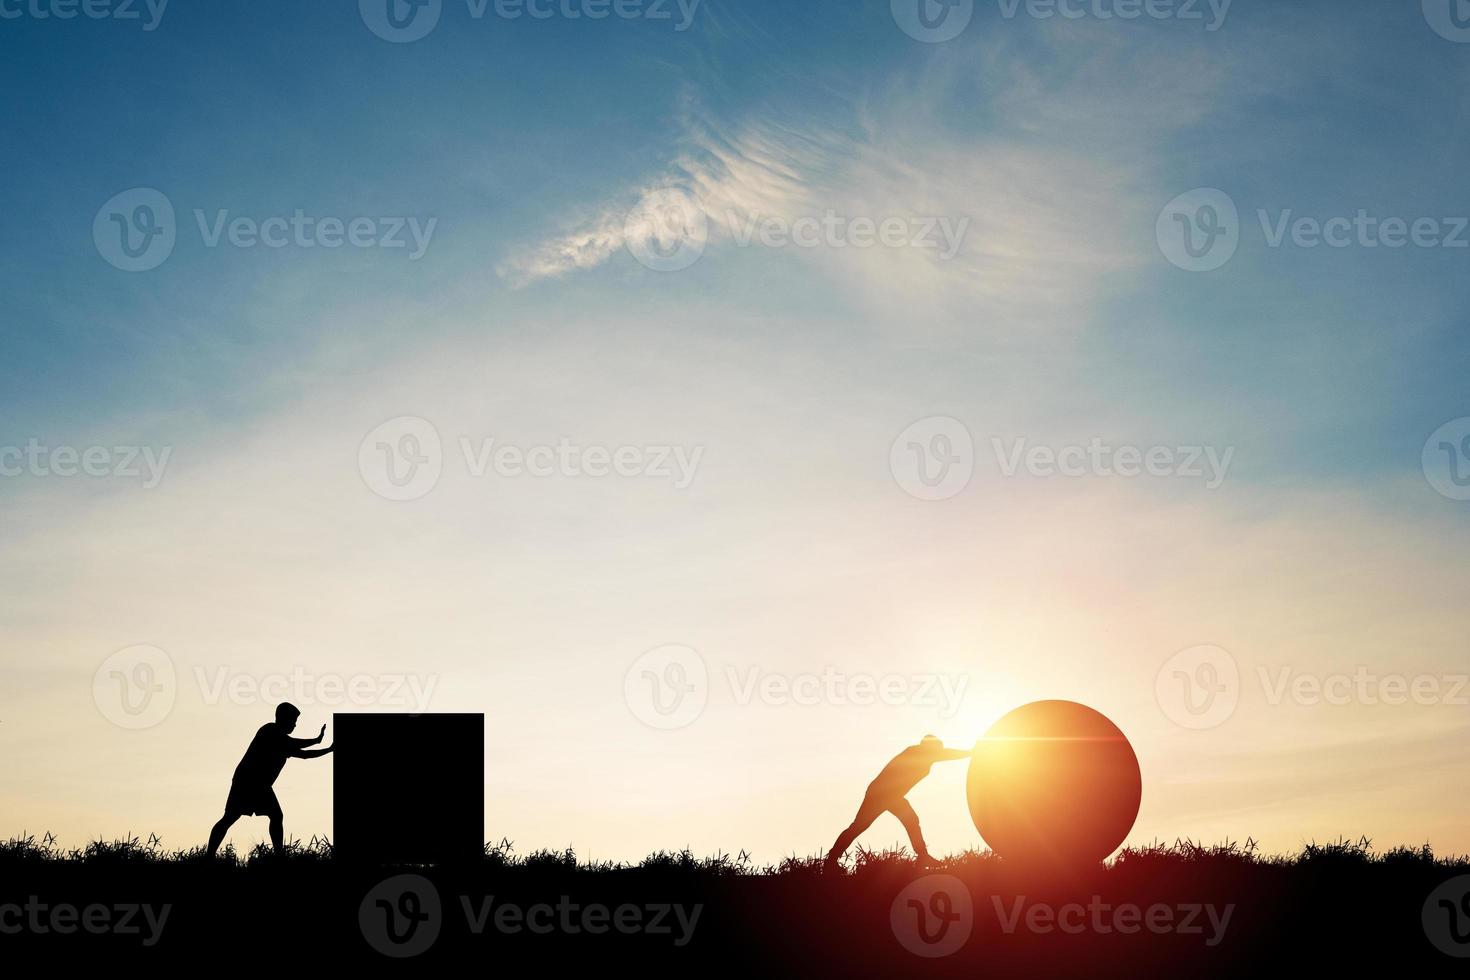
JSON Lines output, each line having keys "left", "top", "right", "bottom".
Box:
{"left": 208, "top": 702, "right": 333, "bottom": 857}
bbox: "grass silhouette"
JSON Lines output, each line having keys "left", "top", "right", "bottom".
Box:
{"left": 10, "top": 831, "right": 1460, "bottom": 872}
{"left": 4, "top": 831, "right": 1465, "bottom": 973}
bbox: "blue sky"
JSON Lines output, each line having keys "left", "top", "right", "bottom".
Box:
{"left": 3, "top": 2, "right": 1467, "bottom": 467}
{"left": 2, "top": 1, "right": 1469, "bottom": 858}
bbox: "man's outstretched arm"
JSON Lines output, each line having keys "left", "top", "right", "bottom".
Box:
{"left": 936, "top": 747, "right": 973, "bottom": 762}
{"left": 293, "top": 744, "right": 333, "bottom": 759}
{"left": 288, "top": 724, "right": 327, "bottom": 749}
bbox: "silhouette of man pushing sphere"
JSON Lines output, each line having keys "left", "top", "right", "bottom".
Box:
{"left": 207, "top": 702, "right": 334, "bottom": 857}
{"left": 825, "top": 735, "right": 971, "bottom": 871}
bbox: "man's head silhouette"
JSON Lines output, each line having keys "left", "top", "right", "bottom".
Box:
{"left": 275, "top": 702, "right": 301, "bottom": 733}
{"left": 920, "top": 734, "right": 943, "bottom": 753}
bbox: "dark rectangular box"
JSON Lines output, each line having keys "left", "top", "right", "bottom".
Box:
{"left": 333, "top": 712, "right": 484, "bottom": 865}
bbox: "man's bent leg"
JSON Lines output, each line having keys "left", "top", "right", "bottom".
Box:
{"left": 888, "top": 798, "right": 932, "bottom": 864}
{"left": 826, "top": 798, "right": 885, "bottom": 868}
{"left": 207, "top": 812, "right": 240, "bottom": 857}
{"left": 266, "top": 802, "right": 285, "bottom": 855}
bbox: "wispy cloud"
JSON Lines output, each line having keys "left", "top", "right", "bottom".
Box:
{"left": 496, "top": 24, "right": 1259, "bottom": 328}
{"left": 495, "top": 112, "right": 818, "bottom": 286}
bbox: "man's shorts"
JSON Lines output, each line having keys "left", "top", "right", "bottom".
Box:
{"left": 225, "top": 783, "right": 281, "bottom": 817}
